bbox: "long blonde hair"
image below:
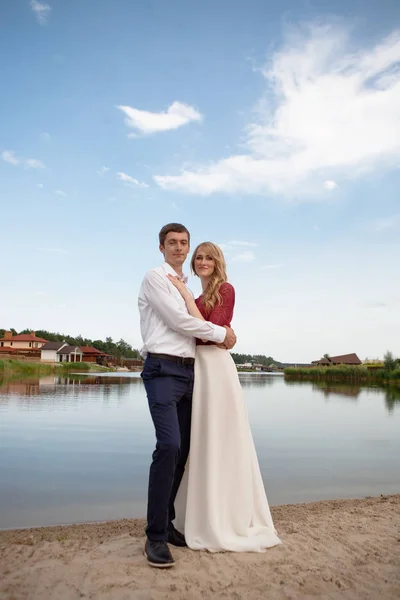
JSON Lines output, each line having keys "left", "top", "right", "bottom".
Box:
{"left": 190, "top": 242, "right": 228, "bottom": 314}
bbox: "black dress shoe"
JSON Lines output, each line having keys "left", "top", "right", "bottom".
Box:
{"left": 144, "top": 539, "right": 175, "bottom": 568}
{"left": 167, "top": 527, "right": 187, "bottom": 547}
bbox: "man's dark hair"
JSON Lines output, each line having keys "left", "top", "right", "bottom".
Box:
{"left": 159, "top": 223, "right": 190, "bottom": 246}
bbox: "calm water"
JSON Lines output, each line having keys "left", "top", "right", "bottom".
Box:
{"left": 0, "top": 373, "right": 399, "bottom": 530}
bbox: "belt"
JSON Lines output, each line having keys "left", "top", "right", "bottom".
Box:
{"left": 148, "top": 352, "right": 195, "bottom": 366}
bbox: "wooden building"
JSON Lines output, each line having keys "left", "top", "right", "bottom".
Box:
{"left": 312, "top": 353, "right": 362, "bottom": 366}
{"left": 80, "top": 346, "right": 110, "bottom": 364}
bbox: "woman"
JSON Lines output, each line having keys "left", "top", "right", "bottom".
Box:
{"left": 167, "top": 242, "right": 281, "bottom": 553}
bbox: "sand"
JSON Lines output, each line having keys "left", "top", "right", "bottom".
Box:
{"left": 0, "top": 494, "right": 399, "bottom": 600}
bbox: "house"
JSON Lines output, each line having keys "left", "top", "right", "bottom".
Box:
{"left": 80, "top": 345, "right": 109, "bottom": 364}
{"left": 0, "top": 345, "right": 16, "bottom": 355}
{"left": 57, "top": 345, "right": 83, "bottom": 363}
{"left": 41, "top": 341, "right": 69, "bottom": 362}
{"left": 312, "top": 353, "right": 362, "bottom": 366}
{"left": 0, "top": 331, "right": 48, "bottom": 354}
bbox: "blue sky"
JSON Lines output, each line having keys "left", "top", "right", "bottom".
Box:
{"left": 1, "top": 0, "right": 399, "bottom": 362}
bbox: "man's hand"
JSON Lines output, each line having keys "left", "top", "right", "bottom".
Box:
{"left": 221, "top": 325, "right": 236, "bottom": 350}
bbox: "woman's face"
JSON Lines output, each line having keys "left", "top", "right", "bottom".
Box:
{"left": 194, "top": 246, "right": 215, "bottom": 278}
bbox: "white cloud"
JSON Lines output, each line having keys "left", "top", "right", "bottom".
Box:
{"left": 116, "top": 171, "right": 149, "bottom": 188}
{"left": 218, "top": 240, "right": 257, "bottom": 254}
{"left": 41, "top": 132, "right": 51, "bottom": 141}
{"left": 117, "top": 101, "right": 202, "bottom": 136}
{"left": 97, "top": 166, "right": 110, "bottom": 176}
{"left": 324, "top": 180, "right": 338, "bottom": 191}
{"left": 2, "top": 150, "right": 20, "bottom": 165}
{"left": 232, "top": 251, "right": 256, "bottom": 263}
{"left": 35, "top": 291, "right": 46, "bottom": 296}
{"left": 25, "top": 158, "right": 45, "bottom": 169}
{"left": 2, "top": 150, "right": 45, "bottom": 169}
{"left": 30, "top": 0, "right": 51, "bottom": 25}
{"left": 260, "top": 264, "right": 284, "bottom": 270}
{"left": 154, "top": 24, "right": 400, "bottom": 197}
{"left": 54, "top": 190, "right": 67, "bottom": 197}
{"left": 37, "top": 183, "right": 44, "bottom": 188}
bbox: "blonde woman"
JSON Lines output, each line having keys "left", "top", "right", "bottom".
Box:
{"left": 167, "top": 242, "right": 281, "bottom": 553}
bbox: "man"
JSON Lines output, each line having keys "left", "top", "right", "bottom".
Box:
{"left": 138, "top": 223, "right": 236, "bottom": 568}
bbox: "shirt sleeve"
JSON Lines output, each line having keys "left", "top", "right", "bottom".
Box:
{"left": 142, "top": 270, "right": 226, "bottom": 343}
{"left": 207, "top": 283, "right": 235, "bottom": 326}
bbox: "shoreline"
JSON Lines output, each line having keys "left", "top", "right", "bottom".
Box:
{"left": 0, "top": 358, "right": 112, "bottom": 382}
{"left": 1, "top": 494, "right": 399, "bottom": 599}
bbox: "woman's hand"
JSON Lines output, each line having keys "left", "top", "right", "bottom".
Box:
{"left": 167, "top": 274, "right": 191, "bottom": 301}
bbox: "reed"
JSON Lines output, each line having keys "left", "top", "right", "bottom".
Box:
{"left": 285, "top": 365, "right": 370, "bottom": 382}
{"left": 0, "top": 359, "right": 93, "bottom": 380}
{"left": 56, "top": 362, "right": 91, "bottom": 372}
{"left": 0, "top": 359, "right": 53, "bottom": 377}
{"left": 284, "top": 365, "right": 400, "bottom": 384}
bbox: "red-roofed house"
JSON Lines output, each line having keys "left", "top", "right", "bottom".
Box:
{"left": 312, "top": 353, "right": 362, "bottom": 366}
{"left": 0, "top": 331, "right": 49, "bottom": 353}
{"left": 0, "top": 345, "right": 16, "bottom": 354}
{"left": 80, "top": 346, "right": 110, "bottom": 364}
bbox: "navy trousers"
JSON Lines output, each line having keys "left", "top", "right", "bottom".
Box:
{"left": 141, "top": 355, "right": 194, "bottom": 541}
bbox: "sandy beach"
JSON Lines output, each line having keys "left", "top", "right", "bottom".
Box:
{"left": 0, "top": 494, "right": 399, "bottom": 600}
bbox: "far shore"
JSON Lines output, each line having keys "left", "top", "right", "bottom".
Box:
{"left": 2, "top": 359, "right": 400, "bottom": 389}
{"left": 1, "top": 494, "right": 399, "bottom": 599}
{"left": 0, "top": 358, "right": 113, "bottom": 382}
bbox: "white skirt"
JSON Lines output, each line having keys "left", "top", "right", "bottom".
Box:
{"left": 174, "top": 345, "right": 282, "bottom": 552}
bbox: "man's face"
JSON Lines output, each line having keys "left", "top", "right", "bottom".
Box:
{"left": 160, "top": 231, "right": 190, "bottom": 268}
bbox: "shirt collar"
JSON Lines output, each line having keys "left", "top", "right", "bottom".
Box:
{"left": 162, "top": 262, "right": 188, "bottom": 285}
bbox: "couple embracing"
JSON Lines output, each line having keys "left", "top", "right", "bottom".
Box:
{"left": 138, "top": 223, "right": 281, "bottom": 568}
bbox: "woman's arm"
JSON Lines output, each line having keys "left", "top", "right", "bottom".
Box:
{"left": 184, "top": 296, "right": 206, "bottom": 320}
{"left": 166, "top": 274, "right": 205, "bottom": 320}
{"left": 207, "top": 283, "right": 235, "bottom": 326}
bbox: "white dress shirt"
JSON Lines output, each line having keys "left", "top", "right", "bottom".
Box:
{"left": 138, "top": 262, "right": 226, "bottom": 359}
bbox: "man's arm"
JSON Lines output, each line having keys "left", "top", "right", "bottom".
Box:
{"left": 142, "top": 270, "right": 226, "bottom": 344}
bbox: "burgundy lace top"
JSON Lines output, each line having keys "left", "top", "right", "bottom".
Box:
{"left": 195, "top": 282, "right": 235, "bottom": 345}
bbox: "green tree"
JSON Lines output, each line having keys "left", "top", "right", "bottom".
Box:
{"left": 1, "top": 327, "right": 141, "bottom": 359}
{"left": 231, "top": 353, "right": 277, "bottom": 366}
{"left": 384, "top": 351, "right": 397, "bottom": 372}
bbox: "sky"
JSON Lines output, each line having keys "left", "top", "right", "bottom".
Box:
{"left": 1, "top": 0, "right": 399, "bottom": 363}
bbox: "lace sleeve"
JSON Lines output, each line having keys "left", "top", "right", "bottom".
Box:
{"left": 207, "top": 283, "right": 235, "bottom": 326}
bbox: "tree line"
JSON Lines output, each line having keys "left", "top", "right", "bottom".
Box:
{"left": 0, "top": 328, "right": 141, "bottom": 359}
{"left": 231, "top": 353, "right": 278, "bottom": 366}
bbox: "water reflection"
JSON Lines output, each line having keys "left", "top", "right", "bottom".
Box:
{"left": 1, "top": 373, "right": 399, "bottom": 414}
{"left": 239, "top": 373, "right": 278, "bottom": 387}
{"left": 312, "top": 383, "right": 361, "bottom": 400}
{"left": 0, "top": 374, "right": 140, "bottom": 408}
{"left": 383, "top": 386, "right": 400, "bottom": 413}
{"left": 1, "top": 372, "right": 399, "bottom": 529}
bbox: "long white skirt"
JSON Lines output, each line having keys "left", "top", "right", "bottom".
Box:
{"left": 174, "top": 345, "right": 281, "bottom": 552}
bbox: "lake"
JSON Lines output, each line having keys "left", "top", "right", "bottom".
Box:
{"left": 0, "top": 372, "right": 399, "bottom": 530}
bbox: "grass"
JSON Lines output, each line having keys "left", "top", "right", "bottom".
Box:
{"left": 56, "top": 362, "right": 91, "bottom": 372}
{"left": 0, "top": 359, "right": 53, "bottom": 378}
{"left": 0, "top": 359, "right": 108, "bottom": 383}
{"left": 284, "top": 365, "right": 370, "bottom": 381}
{"left": 284, "top": 365, "right": 400, "bottom": 385}
{"left": 377, "top": 368, "right": 400, "bottom": 381}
